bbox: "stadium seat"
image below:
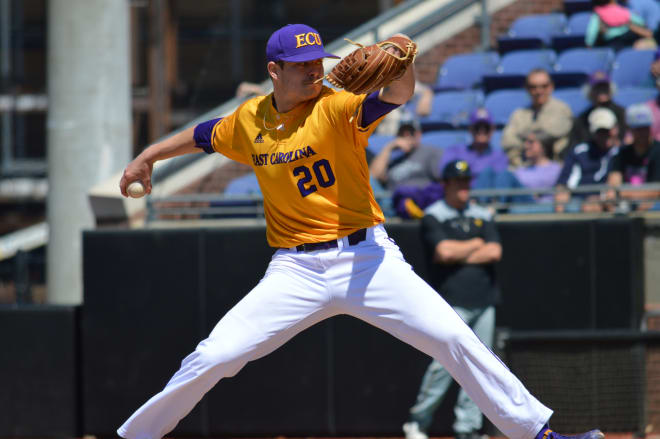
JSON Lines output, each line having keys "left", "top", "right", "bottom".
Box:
{"left": 551, "top": 35, "right": 586, "bottom": 53}
{"left": 497, "top": 36, "right": 544, "bottom": 54}
{"left": 366, "top": 134, "right": 395, "bottom": 156}
{"left": 490, "top": 129, "right": 503, "bottom": 150}
{"left": 611, "top": 49, "right": 656, "bottom": 89}
{"left": 224, "top": 172, "right": 262, "bottom": 196}
{"left": 555, "top": 47, "right": 615, "bottom": 75}
{"left": 435, "top": 52, "right": 500, "bottom": 90}
{"left": 563, "top": 0, "right": 593, "bottom": 16}
{"left": 551, "top": 11, "right": 590, "bottom": 52}
{"left": 507, "top": 13, "right": 568, "bottom": 45}
{"left": 553, "top": 87, "right": 591, "bottom": 115}
{"left": 419, "top": 90, "right": 484, "bottom": 129}
{"left": 566, "top": 11, "right": 592, "bottom": 35}
{"left": 498, "top": 49, "right": 558, "bottom": 75}
{"left": 482, "top": 74, "right": 526, "bottom": 94}
{"left": 551, "top": 71, "right": 589, "bottom": 88}
{"left": 483, "top": 89, "right": 531, "bottom": 126}
{"left": 613, "top": 87, "right": 657, "bottom": 108}
{"left": 483, "top": 49, "right": 557, "bottom": 94}
{"left": 421, "top": 130, "right": 471, "bottom": 149}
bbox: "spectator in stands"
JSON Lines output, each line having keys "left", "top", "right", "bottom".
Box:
{"left": 403, "top": 160, "right": 501, "bottom": 439}
{"left": 376, "top": 81, "right": 434, "bottom": 136}
{"left": 585, "top": 0, "right": 653, "bottom": 50}
{"left": 501, "top": 69, "right": 573, "bottom": 167}
{"left": 647, "top": 49, "right": 660, "bottom": 141}
{"left": 555, "top": 107, "right": 621, "bottom": 212}
{"left": 605, "top": 103, "right": 660, "bottom": 210}
{"left": 474, "top": 129, "right": 562, "bottom": 206}
{"left": 391, "top": 109, "right": 508, "bottom": 219}
{"left": 438, "top": 108, "right": 508, "bottom": 182}
{"left": 370, "top": 116, "right": 443, "bottom": 191}
{"left": 568, "top": 71, "right": 627, "bottom": 148}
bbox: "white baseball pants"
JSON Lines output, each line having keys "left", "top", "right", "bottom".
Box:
{"left": 117, "top": 224, "right": 552, "bottom": 439}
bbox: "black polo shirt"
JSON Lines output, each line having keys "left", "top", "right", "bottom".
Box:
{"left": 421, "top": 200, "right": 500, "bottom": 308}
{"left": 608, "top": 140, "right": 660, "bottom": 183}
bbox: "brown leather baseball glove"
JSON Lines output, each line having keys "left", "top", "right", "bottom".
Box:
{"left": 324, "top": 35, "right": 418, "bottom": 95}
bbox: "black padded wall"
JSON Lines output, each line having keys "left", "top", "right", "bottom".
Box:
{"left": 0, "top": 305, "right": 80, "bottom": 437}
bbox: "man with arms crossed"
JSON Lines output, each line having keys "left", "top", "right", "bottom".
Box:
{"left": 404, "top": 160, "right": 501, "bottom": 439}
{"left": 118, "top": 23, "right": 603, "bottom": 439}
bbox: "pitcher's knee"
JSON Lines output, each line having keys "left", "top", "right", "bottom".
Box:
{"left": 193, "top": 337, "right": 250, "bottom": 377}
{"left": 424, "top": 324, "right": 469, "bottom": 359}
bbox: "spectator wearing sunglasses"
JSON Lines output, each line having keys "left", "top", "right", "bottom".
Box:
{"left": 501, "top": 69, "right": 573, "bottom": 167}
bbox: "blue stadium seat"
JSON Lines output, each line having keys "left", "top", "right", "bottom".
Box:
{"left": 555, "top": 48, "right": 615, "bottom": 75}
{"left": 551, "top": 35, "right": 586, "bottom": 53}
{"left": 611, "top": 49, "right": 656, "bottom": 89}
{"left": 613, "top": 87, "right": 657, "bottom": 108}
{"left": 482, "top": 73, "right": 527, "bottom": 94}
{"left": 497, "top": 36, "right": 544, "bottom": 54}
{"left": 553, "top": 88, "right": 591, "bottom": 115}
{"left": 551, "top": 11, "right": 590, "bottom": 52}
{"left": 551, "top": 71, "right": 589, "bottom": 88}
{"left": 483, "top": 89, "right": 531, "bottom": 126}
{"left": 507, "top": 13, "right": 568, "bottom": 45}
{"left": 499, "top": 49, "right": 558, "bottom": 75}
{"left": 366, "top": 134, "right": 395, "bottom": 156}
{"left": 419, "top": 90, "right": 484, "bottom": 129}
{"left": 483, "top": 49, "right": 557, "bottom": 94}
{"left": 435, "top": 52, "right": 500, "bottom": 90}
{"left": 421, "top": 130, "right": 471, "bottom": 149}
{"left": 490, "top": 129, "right": 503, "bottom": 150}
{"left": 224, "top": 172, "right": 262, "bottom": 196}
{"left": 566, "top": 11, "right": 592, "bottom": 35}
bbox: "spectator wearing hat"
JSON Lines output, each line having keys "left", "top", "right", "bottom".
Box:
{"left": 605, "top": 103, "right": 660, "bottom": 210}
{"left": 501, "top": 69, "right": 573, "bottom": 167}
{"left": 568, "top": 71, "right": 627, "bottom": 149}
{"left": 555, "top": 107, "right": 621, "bottom": 212}
{"left": 370, "top": 116, "right": 443, "bottom": 191}
{"left": 438, "top": 108, "right": 508, "bottom": 183}
{"left": 403, "top": 159, "right": 501, "bottom": 439}
{"left": 585, "top": 0, "right": 653, "bottom": 50}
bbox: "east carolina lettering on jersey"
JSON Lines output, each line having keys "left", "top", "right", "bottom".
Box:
{"left": 251, "top": 145, "right": 317, "bottom": 167}
{"left": 294, "top": 32, "right": 322, "bottom": 48}
{"left": 209, "top": 86, "right": 388, "bottom": 248}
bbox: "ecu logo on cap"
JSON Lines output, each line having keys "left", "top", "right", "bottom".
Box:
{"left": 294, "top": 32, "right": 322, "bottom": 48}
{"left": 456, "top": 160, "right": 468, "bottom": 172}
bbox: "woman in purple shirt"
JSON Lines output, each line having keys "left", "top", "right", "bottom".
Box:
{"left": 474, "top": 129, "right": 561, "bottom": 206}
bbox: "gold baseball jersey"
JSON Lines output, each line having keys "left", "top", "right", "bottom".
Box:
{"left": 209, "top": 86, "right": 385, "bottom": 248}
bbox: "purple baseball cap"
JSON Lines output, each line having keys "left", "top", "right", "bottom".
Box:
{"left": 266, "top": 24, "right": 339, "bottom": 63}
{"left": 469, "top": 108, "right": 493, "bottom": 125}
{"left": 589, "top": 70, "right": 610, "bottom": 86}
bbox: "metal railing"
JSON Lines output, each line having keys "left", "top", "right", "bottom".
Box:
{"left": 144, "top": 182, "right": 660, "bottom": 223}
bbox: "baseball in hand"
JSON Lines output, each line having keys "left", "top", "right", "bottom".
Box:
{"left": 127, "top": 181, "right": 146, "bottom": 198}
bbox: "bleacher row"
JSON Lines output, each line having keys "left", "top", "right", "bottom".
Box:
{"left": 220, "top": 0, "right": 659, "bottom": 205}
